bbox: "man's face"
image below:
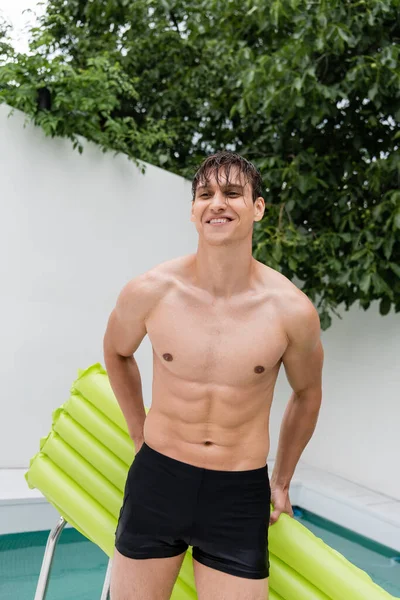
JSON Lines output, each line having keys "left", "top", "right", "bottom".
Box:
{"left": 190, "top": 167, "right": 264, "bottom": 245}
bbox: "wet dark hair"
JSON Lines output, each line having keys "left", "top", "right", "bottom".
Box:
{"left": 191, "top": 151, "right": 264, "bottom": 203}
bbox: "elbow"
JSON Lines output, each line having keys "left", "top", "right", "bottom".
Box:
{"left": 103, "top": 341, "right": 133, "bottom": 366}
{"left": 294, "top": 386, "right": 322, "bottom": 412}
{"left": 103, "top": 335, "right": 122, "bottom": 365}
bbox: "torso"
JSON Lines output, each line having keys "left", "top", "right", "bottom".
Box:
{"left": 142, "top": 253, "right": 301, "bottom": 471}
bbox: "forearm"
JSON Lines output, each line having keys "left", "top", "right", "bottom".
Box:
{"left": 103, "top": 352, "right": 146, "bottom": 444}
{"left": 271, "top": 389, "right": 322, "bottom": 490}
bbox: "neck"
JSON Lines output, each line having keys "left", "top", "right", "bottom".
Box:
{"left": 191, "top": 236, "right": 256, "bottom": 299}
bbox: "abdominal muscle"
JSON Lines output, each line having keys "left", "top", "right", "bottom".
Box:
{"left": 143, "top": 362, "right": 277, "bottom": 472}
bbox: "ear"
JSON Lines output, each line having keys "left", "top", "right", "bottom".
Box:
{"left": 254, "top": 197, "right": 265, "bottom": 222}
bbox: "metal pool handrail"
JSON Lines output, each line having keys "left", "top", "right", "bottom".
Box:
{"left": 33, "top": 516, "right": 112, "bottom": 600}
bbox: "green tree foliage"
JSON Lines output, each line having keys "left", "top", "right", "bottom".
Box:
{"left": 1, "top": 0, "right": 399, "bottom": 328}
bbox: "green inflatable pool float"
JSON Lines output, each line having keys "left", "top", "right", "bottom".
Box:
{"left": 26, "top": 364, "right": 398, "bottom": 599}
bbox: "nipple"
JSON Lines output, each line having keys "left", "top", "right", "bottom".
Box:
{"left": 163, "top": 353, "right": 173, "bottom": 361}
{"left": 254, "top": 365, "right": 265, "bottom": 374}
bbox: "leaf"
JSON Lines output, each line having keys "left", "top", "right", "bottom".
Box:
{"left": 359, "top": 298, "right": 371, "bottom": 310}
{"left": 389, "top": 263, "right": 400, "bottom": 278}
{"left": 297, "top": 175, "right": 309, "bottom": 194}
{"left": 337, "top": 27, "right": 352, "bottom": 44}
{"left": 337, "top": 270, "right": 351, "bottom": 285}
{"left": 339, "top": 233, "right": 352, "bottom": 243}
{"left": 372, "top": 273, "right": 390, "bottom": 295}
{"left": 272, "top": 241, "right": 282, "bottom": 263}
{"left": 319, "top": 311, "right": 332, "bottom": 331}
{"left": 379, "top": 297, "right": 391, "bottom": 316}
{"left": 351, "top": 248, "right": 368, "bottom": 261}
{"left": 285, "top": 199, "right": 295, "bottom": 212}
{"left": 359, "top": 273, "right": 371, "bottom": 294}
{"left": 368, "top": 82, "right": 379, "bottom": 102}
{"left": 246, "top": 6, "right": 258, "bottom": 16}
{"left": 383, "top": 236, "right": 394, "bottom": 260}
{"left": 288, "top": 256, "right": 297, "bottom": 270}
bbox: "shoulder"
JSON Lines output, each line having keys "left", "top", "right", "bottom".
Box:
{"left": 117, "top": 255, "right": 190, "bottom": 314}
{"left": 260, "top": 264, "right": 321, "bottom": 347}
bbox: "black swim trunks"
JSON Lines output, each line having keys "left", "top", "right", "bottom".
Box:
{"left": 115, "top": 442, "right": 270, "bottom": 579}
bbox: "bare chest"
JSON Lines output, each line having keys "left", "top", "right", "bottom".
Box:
{"left": 145, "top": 286, "right": 288, "bottom": 387}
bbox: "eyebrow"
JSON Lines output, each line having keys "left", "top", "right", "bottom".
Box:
{"left": 197, "top": 184, "right": 244, "bottom": 192}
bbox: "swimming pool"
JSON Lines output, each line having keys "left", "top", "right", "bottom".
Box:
{"left": 294, "top": 507, "right": 400, "bottom": 597}
{"left": 0, "top": 528, "right": 108, "bottom": 600}
{"left": 1, "top": 508, "right": 399, "bottom": 599}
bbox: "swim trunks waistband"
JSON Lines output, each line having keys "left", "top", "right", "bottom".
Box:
{"left": 138, "top": 441, "right": 268, "bottom": 481}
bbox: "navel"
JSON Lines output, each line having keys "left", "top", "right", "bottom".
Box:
{"left": 163, "top": 353, "right": 173, "bottom": 362}
{"left": 254, "top": 365, "right": 265, "bottom": 374}
{"left": 204, "top": 441, "right": 213, "bottom": 446}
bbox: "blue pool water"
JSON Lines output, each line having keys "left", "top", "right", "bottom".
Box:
{"left": 0, "top": 528, "right": 108, "bottom": 600}
{"left": 294, "top": 507, "right": 400, "bottom": 597}
{"left": 0, "top": 508, "right": 399, "bottom": 599}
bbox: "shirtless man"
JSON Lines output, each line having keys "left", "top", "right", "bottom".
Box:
{"left": 103, "top": 151, "right": 324, "bottom": 600}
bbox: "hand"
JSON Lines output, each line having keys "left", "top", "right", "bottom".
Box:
{"left": 269, "top": 485, "right": 294, "bottom": 525}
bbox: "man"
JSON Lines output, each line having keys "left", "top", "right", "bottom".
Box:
{"left": 103, "top": 151, "right": 324, "bottom": 600}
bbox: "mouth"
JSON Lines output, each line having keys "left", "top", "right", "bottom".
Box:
{"left": 206, "top": 218, "right": 234, "bottom": 226}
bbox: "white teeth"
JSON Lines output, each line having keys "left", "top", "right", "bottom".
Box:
{"left": 209, "top": 218, "right": 230, "bottom": 224}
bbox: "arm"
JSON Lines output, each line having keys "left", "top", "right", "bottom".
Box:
{"left": 103, "top": 272, "right": 161, "bottom": 450}
{"left": 270, "top": 297, "right": 324, "bottom": 523}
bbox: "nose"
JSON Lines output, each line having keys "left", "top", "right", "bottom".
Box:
{"left": 209, "top": 190, "right": 227, "bottom": 211}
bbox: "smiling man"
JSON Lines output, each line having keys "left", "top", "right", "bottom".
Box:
{"left": 103, "top": 151, "right": 324, "bottom": 600}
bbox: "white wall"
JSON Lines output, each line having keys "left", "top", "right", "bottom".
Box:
{"left": 270, "top": 300, "right": 400, "bottom": 500}
{"left": 0, "top": 104, "right": 196, "bottom": 468}
{"left": 1, "top": 104, "right": 399, "bottom": 500}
